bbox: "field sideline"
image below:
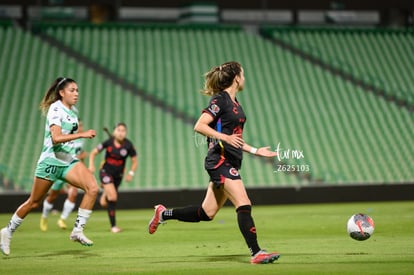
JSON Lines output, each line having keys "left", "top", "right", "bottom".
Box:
{"left": 1, "top": 201, "right": 413, "bottom": 274}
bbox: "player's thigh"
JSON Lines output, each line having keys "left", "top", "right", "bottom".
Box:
{"left": 201, "top": 182, "right": 227, "bottom": 218}
{"left": 223, "top": 179, "right": 251, "bottom": 208}
{"left": 102, "top": 183, "right": 118, "bottom": 201}
{"left": 30, "top": 177, "right": 54, "bottom": 204}
{"left": 64, "top": 162, "right": 98, "bottom": 193}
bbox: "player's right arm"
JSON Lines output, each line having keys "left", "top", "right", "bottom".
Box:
{"left": 88, "top": 147, "right": 100, "bottom": 173}
{"left": 50, "top": 125, "right": 96, "bottom": 144}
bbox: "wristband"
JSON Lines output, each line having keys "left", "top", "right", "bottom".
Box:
{"left": 128, "top": 171, "right": 135, "bottom": 176}
{"left": 249, "top": 147, "right": 258, "bottom": 155}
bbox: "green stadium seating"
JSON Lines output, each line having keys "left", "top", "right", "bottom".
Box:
{"left": 266, "top": 27, "right": 414, "bottom": 106}
{"left": 0, "top": 23, "right": 413, "bottom": 192}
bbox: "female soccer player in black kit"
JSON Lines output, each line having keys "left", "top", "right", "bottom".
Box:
{"left": 148, "top": 61, "right": 280, "bottom": 264}
{"left": 89, "top": 123, "right": 137, "bottom": 233}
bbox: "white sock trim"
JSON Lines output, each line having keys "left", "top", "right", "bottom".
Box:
{"left": 78, "top": 208, "right": 92, "bottom": 217}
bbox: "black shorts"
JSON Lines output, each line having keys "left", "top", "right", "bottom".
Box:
{"left": 99, "top": 170, "right": 123, "bottom": 189}
{"left": 207, "top": 160, "right": 241, "bottom": 188}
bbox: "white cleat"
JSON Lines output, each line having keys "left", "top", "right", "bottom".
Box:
{"left": 0, "top": 227, "right": 12, "bottom": 256}
{"left": 70, "top": 230, "right": 93, "bottom": 246}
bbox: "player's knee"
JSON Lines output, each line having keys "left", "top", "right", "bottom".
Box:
{"left": 106, "top": 194, "right": 117, "bottom": 202}
{"left": 201, "top": 207, "right": 215, "bottom": 221}
{"left": 47, "top": 191, "right": 59, "bottom": 202}
{"left": 86, "top": 182, "right": 99, "bottom": 197}
{"left": 27, "top": 198, "right": 42, "bottom": 210}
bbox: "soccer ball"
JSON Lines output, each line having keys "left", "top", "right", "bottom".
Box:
{"left": 347, "top": 213, "right": 375, "bottom": 241}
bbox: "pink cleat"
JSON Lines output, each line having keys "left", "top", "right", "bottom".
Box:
{"left": 250, "top": 250, "right": 280, "bottom": 264}
{"left": 148, "top": 204, "right": 166, "bottom": 234}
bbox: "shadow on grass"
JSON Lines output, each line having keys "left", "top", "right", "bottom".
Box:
{"left": 1, "top": 249, "right": 100, "bottom": 260}
{"left": 146, "top": 254, "right": 256, "bottom": 264}
{"left": 37, "top": 249, "right": 100, "bottom": 258}
{"left": 203, "top": 254, "right": 248, "bottom": 264}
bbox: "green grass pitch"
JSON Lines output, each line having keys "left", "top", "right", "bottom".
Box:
{"left": 1, "top": 201, "right": 413, "bottom": 274}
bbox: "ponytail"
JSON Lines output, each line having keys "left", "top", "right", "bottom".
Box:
{"left": 200, "top": 61, "right": 242, "bottom": 96}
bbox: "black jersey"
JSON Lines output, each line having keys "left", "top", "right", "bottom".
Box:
{"left": 203, "top": 91, "right": 246, "bottom": 170}
{"left": 96, "top": 138, "right": 137, "bottom": 176}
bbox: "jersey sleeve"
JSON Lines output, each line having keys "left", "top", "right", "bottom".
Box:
{"left": 47, "top": 105, "right": 63, "bottom": 128}
{"left": 125, "top": 139, "right": 137, "bottom": 157}
{"left": 129, "top": 145, "right": 137, "bottom": 157}
{"left": 202, "top": 94, "right": 226, "bottom": 120}
{"left": 96, "top": 139, "right": 111, "bottom": 152}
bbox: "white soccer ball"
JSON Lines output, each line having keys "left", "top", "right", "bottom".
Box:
{"left": 347, "top": 213, "right": 375, "bottom": 241}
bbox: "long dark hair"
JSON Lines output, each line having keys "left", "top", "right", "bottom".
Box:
{"left": 201, "top": 61, "right": 242, "bottom": 96}
{"left": 39, "top": 77, "right": 76, "bottom": 115}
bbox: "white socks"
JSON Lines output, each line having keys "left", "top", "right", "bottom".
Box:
{"left": 73, "top": 208, "right": 92, "bottom": 231}
{"left": 61, "top": 199, "right": 75, "bottom": 220}
{"left": 43, "top": 199, "right": 76, "bottom": 220}
{"left": 7, "top": 213, "right": 24, "bottom": 234}
{"left": 42, "top": 200, "right": 54, "bottom": 218}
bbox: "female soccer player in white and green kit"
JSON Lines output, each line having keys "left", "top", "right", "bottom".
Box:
{"left": 0, "top": 77, "right": 99, "bottom": 256}
{"left": 40, "top": 120, "right": 88, "bottom": 231}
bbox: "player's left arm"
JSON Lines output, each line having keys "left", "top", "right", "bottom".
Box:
{"left": 242, "top": 143, "right": 277, "bottom": 158}
{"left": 125, "top": 155, "right": 138, "bottom": 182}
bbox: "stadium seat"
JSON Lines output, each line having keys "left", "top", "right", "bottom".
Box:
{"left": 1, "top": 23, "right": 412, "bottom": 191}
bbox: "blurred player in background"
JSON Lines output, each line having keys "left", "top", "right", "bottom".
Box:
{"left": 0, "top": 77, "right": 98, "bottom": 256}
{"left": 89, "top": 123, "right": 137, "bottom": 233}
{"left": 40, "top": 120, "right": 88, "bottom": 231}
{"left": 148, "top": 61, "right": 280, "bottom": 264}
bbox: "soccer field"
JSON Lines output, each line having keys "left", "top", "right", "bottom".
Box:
{"left": 1, "top": 201, "right": 413, "bottom": 274}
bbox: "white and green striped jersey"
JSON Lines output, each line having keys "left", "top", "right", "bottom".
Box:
{"left": 37, "top": 100, "right": 80, "bottom": 166}
{"left": 73, "top": 138, "right": 85, "bottom": 156}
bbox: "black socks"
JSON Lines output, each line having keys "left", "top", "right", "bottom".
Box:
{"left": 160, "top": 204, "right": 261, "bottom": 256}
{"left": 236, "top": 205, "right": 261, "bottom": 256}
{"left": 107, "top": 200, "right": 117, "bottom": 227}
{"left": 162, "top": 206, "right": 212, "bottom": 222}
